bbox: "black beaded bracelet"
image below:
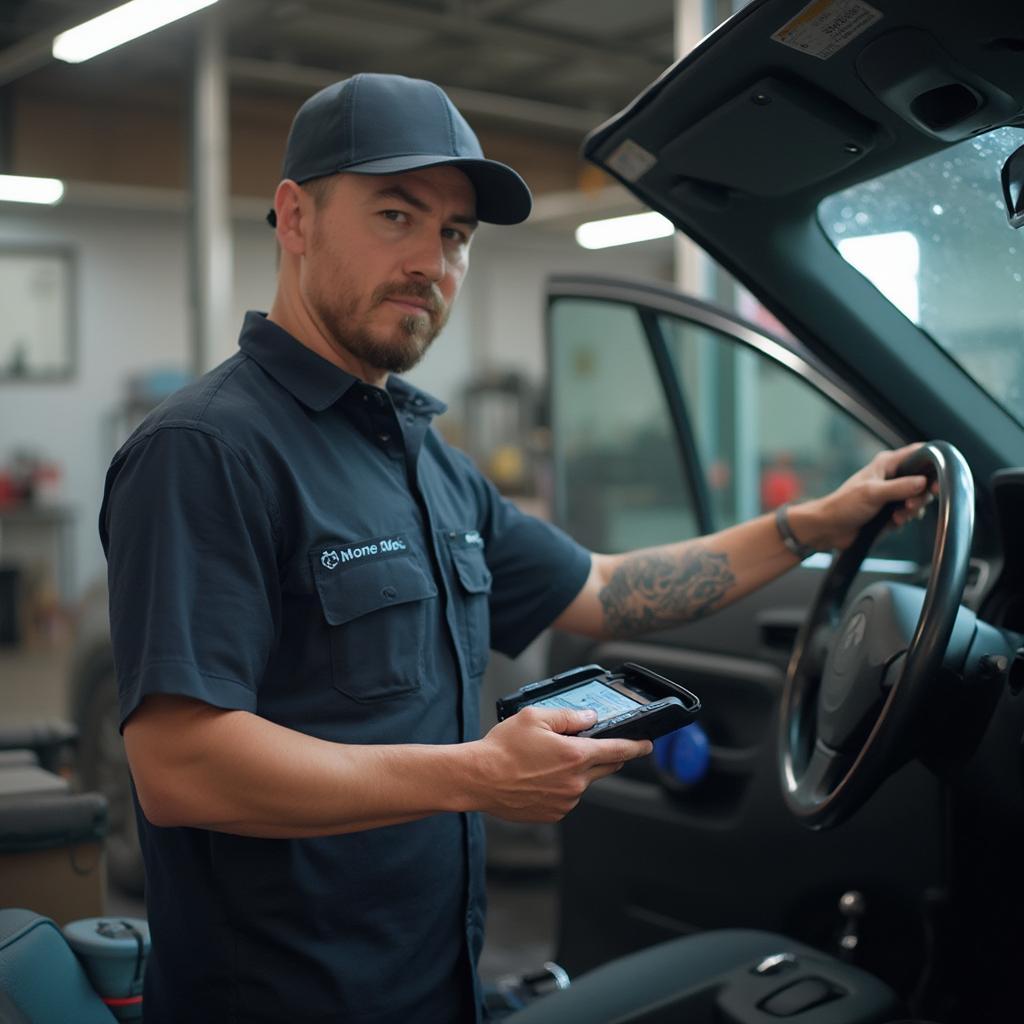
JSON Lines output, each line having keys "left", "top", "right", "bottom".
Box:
{"left": 775, "top": 503, "right": 816, "bottom": 561}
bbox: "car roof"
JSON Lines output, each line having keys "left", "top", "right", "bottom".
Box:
{"left": 581, "top": 0, "right": 1024, "bottom": 488}
{"left": 586, "top": 0, "right": 1024, "bottom": 214}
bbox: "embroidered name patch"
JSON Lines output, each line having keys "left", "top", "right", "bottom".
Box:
{"left": 320, "top": 535, "right": 408, "bottom": 571}
{"left": 445, "top": 529, "right": 485, "bottom": 551}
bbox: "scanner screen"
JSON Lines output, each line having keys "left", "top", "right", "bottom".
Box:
{"left": 532, "top": 680, "right": 642, "bottom": 722}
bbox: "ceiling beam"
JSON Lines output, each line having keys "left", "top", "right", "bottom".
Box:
{"left": 0, "top": 31, "right": 51, "bottom": 88}
{"left": 474, "top": 0, "right": 549, "bottom": 19}
{"left": 529, "top": 184, "right": 644, "bottom": 224}
{"left": 618, "top": 13, "right": 675, "bottom": 45}
{"left": 292, "top": 0, "right": 667, "bottom": 82}
{"left": 228, "top": 57, "right": 608, "bottom": 135}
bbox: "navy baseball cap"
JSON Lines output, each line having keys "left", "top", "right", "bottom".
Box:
{"left": 267, "top": 73, "right": 532, "bottom": 227}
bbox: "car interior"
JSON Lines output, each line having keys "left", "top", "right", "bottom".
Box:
{"left": 541, "top": 0, "right": 1024, "bottom": 1021}
{"left": 4, "top": 0, "right": 1024, "bottom": 1021}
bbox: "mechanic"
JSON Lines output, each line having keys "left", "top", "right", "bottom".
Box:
{"left": 99, "top": 73, "right": 932, "bottom": 1024}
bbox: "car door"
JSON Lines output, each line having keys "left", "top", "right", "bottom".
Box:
{"left": 546, "top": 274, "right": 955, "bottom": 998}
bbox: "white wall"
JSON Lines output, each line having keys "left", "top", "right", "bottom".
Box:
{"left": 0, "top": 199, "right": 670, "bottom": 603}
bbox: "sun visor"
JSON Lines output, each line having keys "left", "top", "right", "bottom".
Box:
{"left": 658, "top": 76, "right": 880, "bottom": 197}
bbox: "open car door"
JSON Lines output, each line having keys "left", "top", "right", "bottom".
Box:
{"left": 545, "top": 274, "right": 957, "bottom": 1000}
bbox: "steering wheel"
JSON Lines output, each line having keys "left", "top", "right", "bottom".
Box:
{"left": 779, "top": 441, "right": 975, "bottom": 830}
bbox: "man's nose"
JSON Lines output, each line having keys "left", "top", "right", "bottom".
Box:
{"left": 402, "top": 232, "right": 446, "bottom": 282}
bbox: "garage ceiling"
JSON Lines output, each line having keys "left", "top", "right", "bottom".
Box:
{"left": 0, "top": 0, "right": 692, "bottom": 210}
{"left": 1, "top": 0, "right": 677, "bottom": 133}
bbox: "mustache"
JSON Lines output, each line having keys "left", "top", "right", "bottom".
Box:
{"left": 371, "top": 282, "right": 445, "bottom": 317}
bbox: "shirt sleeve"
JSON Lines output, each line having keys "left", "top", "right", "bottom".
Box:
{"left": 476, "top": 473, "right": 592, "bottom": 660}
{"left": 99, "top": 425, "right": 281, "bottom": 729}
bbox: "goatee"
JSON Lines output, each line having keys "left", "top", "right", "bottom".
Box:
{"left": 317, "top": 280, "right": 449, "bottom": 374}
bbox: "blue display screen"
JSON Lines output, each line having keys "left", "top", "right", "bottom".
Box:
{"left": 531, "top": 680, "right": 643, "bottom": 722}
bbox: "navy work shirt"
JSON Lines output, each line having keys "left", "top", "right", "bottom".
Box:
{"left": 99, "top": 312, "right": 591, "bottom": 1024}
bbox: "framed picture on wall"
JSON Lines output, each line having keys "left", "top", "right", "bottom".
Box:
{"left": 0, "top": 247, "right": 76, "bottom": 381}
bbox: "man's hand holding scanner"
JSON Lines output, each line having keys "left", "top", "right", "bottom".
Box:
{"left": 466, "top": 706, "right": 652, "bottom": 823}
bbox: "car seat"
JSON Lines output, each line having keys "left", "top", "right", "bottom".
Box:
{"left": 0, "top": 909, "right": 116, "bottom": 1023}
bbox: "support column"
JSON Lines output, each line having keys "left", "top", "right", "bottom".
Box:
{"left": 673, "top": 0, "right": 718, "bottom": 501}
{"left": 189, "top": 4, "right": 233, "bottom": 376}
{"left": 672, "top": 0, "right": 715, "bottom": 299}
{"left": 0, "top": 86, "right": 13, "bottom": 174}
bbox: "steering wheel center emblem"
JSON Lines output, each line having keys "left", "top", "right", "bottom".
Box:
{"left": 831, "top": 605, "right": 871, "bottom": 680}
{"left": 842, "top": 611, "right": 867, "bottom": 650}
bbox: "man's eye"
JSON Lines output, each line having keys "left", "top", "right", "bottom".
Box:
{"left": 381, "top": 210, "right": 408, "bottom": 223}
{"left": 442, "top": 228, "right": 467, "bottom": 243}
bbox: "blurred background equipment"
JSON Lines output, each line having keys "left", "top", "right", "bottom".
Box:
{"left": 462, "top": 369, "right": 547, "bottom": 499}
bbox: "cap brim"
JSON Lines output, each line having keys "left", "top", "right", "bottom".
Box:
{"left": 267, "top": 154, "right": 532, "bottom": 227}
{"left": 342, "top": 154, "right": 531, "bottom": 225}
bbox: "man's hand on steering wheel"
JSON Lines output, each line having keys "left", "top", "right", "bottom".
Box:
{"left": 792, "top": 443, "right": 935, "bottom": 553}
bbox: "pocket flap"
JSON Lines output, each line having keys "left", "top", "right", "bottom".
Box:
{"left": 448, "top": 537, "right": 493, "bottom": 596}
{"left": 313, "top": 554, "right": 437, "bottom": 627}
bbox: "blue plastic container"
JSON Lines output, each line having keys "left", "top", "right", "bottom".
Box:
{"left": 653, "top": 722, "right": 711, "bottom": 786}
{"left": 62, "top": 917, "right": 149, "bottom": 1021}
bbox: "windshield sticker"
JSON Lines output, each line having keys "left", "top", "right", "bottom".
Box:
{"left": 771, "top": 0, "right": 881, "bottom": 61}
{"left": 606, "top": 139, "right": 658, "bottom": 183}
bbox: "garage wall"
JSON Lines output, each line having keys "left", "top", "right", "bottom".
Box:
{"left": 0, "top": 200, "right": 670, "bottom": 605}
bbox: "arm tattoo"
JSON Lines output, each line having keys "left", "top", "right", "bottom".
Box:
{"left": 598, "top": 546, "right": 736, "bottom": 637}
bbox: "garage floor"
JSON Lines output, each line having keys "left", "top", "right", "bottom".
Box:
{"left": 1, "top": 641, "right": 560, "bottom": 985}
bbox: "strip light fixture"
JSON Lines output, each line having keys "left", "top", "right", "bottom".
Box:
{"left": 53, "top": 0, "right": 220, "bottom": 65}
{"left": 575, "top": 211, "right": 674, "bottom": 250}
{"left": 0, "top": 175, "right": 65, "bottom": 206}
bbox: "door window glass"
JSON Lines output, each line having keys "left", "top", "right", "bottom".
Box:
{"left": 658, "top": 315, "right": 929, "bottom": 562}
{"left": 550, "top": 298, "right": 698, "bottom": 553}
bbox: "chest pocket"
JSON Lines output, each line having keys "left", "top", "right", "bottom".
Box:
{"left": 312, "top": 545, "right": 438, "bottom": 702}
{"left": 444, "top": 531, "right": 493, "bottom": 678}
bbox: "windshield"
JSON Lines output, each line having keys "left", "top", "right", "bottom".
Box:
{"left": 819, "top": 127, "right": 1024, "bottom": 426}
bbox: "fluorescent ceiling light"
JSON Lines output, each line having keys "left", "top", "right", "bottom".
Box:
{"left": 0, "top": 175, "right": 65, "bottom": 206}
{"left": 575, "top": 211, "right": 674, "bottom": 250}
{"left": 52, "top": 0, "right": 219, "bottom": 64}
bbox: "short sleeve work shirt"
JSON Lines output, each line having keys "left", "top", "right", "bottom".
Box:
{"left": 100, "top": 312, "right": 592, "bottom": 1024}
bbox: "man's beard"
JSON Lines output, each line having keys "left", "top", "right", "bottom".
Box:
{"left": 314, "top": 279, "right": 449, "bottom": 375}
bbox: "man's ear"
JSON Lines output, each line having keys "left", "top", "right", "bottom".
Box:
{"left": 273, "top": 180, "right": 309, "bottom": 256}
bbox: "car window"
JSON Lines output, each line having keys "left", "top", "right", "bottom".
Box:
{"left": 551, "top": 295, "right": 931, "bottom": 564}
{"left": 550, "top": 297, "right": 699, "bottom": 553}
{"left": 658, "top": 314, "right": 930, "bottom": 563}
{"left": 819, "top": 126, "right": 1024, "bottom": 427}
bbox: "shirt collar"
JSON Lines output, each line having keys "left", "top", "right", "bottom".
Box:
{"left": 239, "top": 311, "right": 356, "bottom": 411}
{"left": 386, "top": 374, "right": 447, "bottom": 417}
{"left": 237, "top": 311, "right": 446, "bottom": 417}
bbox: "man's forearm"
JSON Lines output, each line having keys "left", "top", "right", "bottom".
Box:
{"left": 125, "top": 694, "right": 477, "bottom": 837}
{"left": 597, "top": 543, "right": 737, "bottom": 635}
{"left": 593, "top": 504, "right": 822, "bottom": 638}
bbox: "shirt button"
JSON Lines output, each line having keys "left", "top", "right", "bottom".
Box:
{"left": 377, "top": 432, "right": 391, "bottom": 444}
{"left": 361, "top": 392, "right": 370, "bottom": 402}
{"left": 381, "top": 585, "right": 398, "bottom": 600}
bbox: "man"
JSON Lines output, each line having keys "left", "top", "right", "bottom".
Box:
{"left": 100, "top": 73, "right": 930, "bottom": 1024}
